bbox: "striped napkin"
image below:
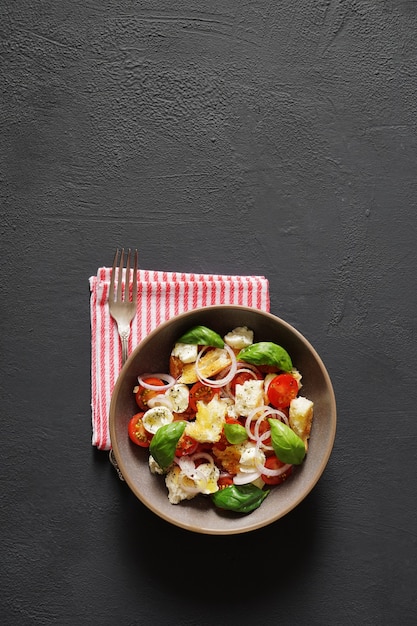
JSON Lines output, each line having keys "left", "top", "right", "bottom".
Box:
{"left": 89, "top": 267, "right": 270, "bottom": 450}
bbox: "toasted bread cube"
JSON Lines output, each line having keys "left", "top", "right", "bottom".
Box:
{"left": 289, "top": 396, "right": 314, "bottom": 451}
{"left": 178, "top": 348, "right": 232, "bottom": 384}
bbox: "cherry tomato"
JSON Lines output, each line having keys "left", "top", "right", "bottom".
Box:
{"left": 175, "top": 434, "right": 199, "bottom": 457}
{"left": 188, "top": 382, "right": 216, "bottom": 412}
{"left": 128, "top": 413, "right": 152, "bottom": 447}
{"left": 135, "top": 377, "right": 165, "bottom": 410}
{"left": 267, "top": 373, "right": 298, "bottom": 409}
{"left": 217, "top": 475, "right": 234, "bottom": 489}
{"left": 230, "top": 371, "right": 262, "bottom": 395}
{"left": 261, "top": 456, "right": 293, "bottom": 485}
{"left": 225, "top": 417, "right": 241, "bottom": 425}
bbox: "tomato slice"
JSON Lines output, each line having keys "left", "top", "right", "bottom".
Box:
{"left": 175, "top": 434, "right": 199, "bottom": 457}
{"left": 261, "top": 456, "right": 293, "bottom": 485}
{"left": 128, "top": 413, "right": 152, "bottom": 447}
{"left": 267, "top": 373, "right": 298, "bottom": 409}
{"left": 135, "top": 377, "right": 165, "bottom": 410}
{"left": 188, "top": 382, "right": 216, "bottom": 412}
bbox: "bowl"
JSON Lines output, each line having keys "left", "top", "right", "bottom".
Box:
{"left": 109, "top": 305, "right": 336, "bottom": 535}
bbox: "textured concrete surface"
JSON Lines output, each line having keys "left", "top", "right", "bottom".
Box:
{"left": 2, "top": 1, "right": 417, "bottom": 624}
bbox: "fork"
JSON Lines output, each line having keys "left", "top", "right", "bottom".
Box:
{"left": 108, "top": 248, "right": 138, "bottom": 366}
{"left": 108, "top": 248, "right": 138, "bottom": 480}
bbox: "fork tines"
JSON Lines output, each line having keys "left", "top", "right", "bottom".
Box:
{"left": 109, "top": 248, "right": 138, "bottom": 302}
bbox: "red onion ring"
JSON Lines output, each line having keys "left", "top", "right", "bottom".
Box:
{"left": 254, "top": 432, "right": 292, "bottom": 476}
{"left": 253, "top": 418, "right": 274, "bottom": 451}
{"left": 195, "top": 344, "right": 238, "bottom": 388}
{"left": 147, "top": 394, "right": 174, "bottom": 410}
{"left": 190, "top": 451, "right": 215, "bottom": 465}
{"left": 245, "top": 406, "right": 288, "bottom": 440}
{"left": 256, "top": 460, "right": 292, "bottom": 477}
{"left": 137, "top": 373, "right": 176, "bottom": 391}
{"left": 179, "top": 472, "right": 207, "bottom": 495}
{"left": 233, "top": 470, "right": 261, "bottom": 485}
{"left": 175, "top": 456, "right": 210, "bottom": 493}
{"left": 236, "top": 362, "right": 262, "bottom": 375}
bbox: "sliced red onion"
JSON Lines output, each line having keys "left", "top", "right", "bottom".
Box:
{"left": 263, "top": 373, "right": 275, "bottom": 396}
{"left": 255, "top": 460, "right": 292, "bottom": 477}
{"left": 137, "top": 373, "right": 176, "bottom": 391}
{"left": 179, "top": 472, "right": 206, "bottom": 495}
{"left": 236, "top": 362, "right": 262, "bottom": 375}
{"left": 175, "top": 455, "right": 195, "bottom": 475}
{"left": 195, "top": 344, "right": 238, "bottom": 388}
{"left": 246, "top": 404, "right": 273, "bottom": 423}
{"left": 244, "top": 406, "right": 288, "bottom": 444}
{"left": 266, "top": 407, "right": 289, "bottom": 425}
{"left": 190, "top": 451, "right": 215, "bottom": 465}
{"left": 147, "top": 394, "right": 174, "bottom": 410}
{"left": 233, "top": 470, "right": 262, "bottom": 485}
{"left": 245, "top": 407, "right": 270, "bottom": 440}
{"left": 254, "top": 432, "right": 292, "bottom": 476}
{"left": 253, "top": 421, "right": 274, "bottom": 452}
{"left": 175, "top": 456, "right": 209, "bottom": 493}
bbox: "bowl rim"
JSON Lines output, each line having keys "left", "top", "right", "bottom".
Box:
{"left": 109, "top": 304, "right": 337, "bottom": 534}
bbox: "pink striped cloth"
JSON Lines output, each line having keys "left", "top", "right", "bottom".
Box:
{"left": 89, "top": 267, "right": 270, "bottom": 450}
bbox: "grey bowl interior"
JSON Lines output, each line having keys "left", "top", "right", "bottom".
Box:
{"left": 109, "top": 305, "right": 337, "bottom": 535}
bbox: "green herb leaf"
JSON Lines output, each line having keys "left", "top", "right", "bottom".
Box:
{"left": 149, "top": 421, "right": 187, "bottom": 470}
{"left": 268, "top": 418, "right": 306, "bottom": 465}
{"left": 177, "top": 325, "right": 224, "bottom": 348}
{"left": 237, "top": 341, "right": 292, "bottom": 372}
{"left": 212, "top": 484, "right": 269, "bottom": 513}
{"left": 223, "top": 422, "right": 248, "bottom": 445}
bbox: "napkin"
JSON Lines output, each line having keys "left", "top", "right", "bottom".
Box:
{"left": 89, "top": 267, "right": 270, "bottom": 450}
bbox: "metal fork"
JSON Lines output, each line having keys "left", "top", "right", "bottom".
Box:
{"left": 108, "top": 248, "right": 138, "bottom": 366}
{"left": 108, "top": 248, "right": 138, "bottom": 480}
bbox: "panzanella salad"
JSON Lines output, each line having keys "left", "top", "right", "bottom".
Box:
{"left": 128, "top": 325, "right": 314, "bottom": 514}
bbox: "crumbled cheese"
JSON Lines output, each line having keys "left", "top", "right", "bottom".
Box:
{"left": 224, "top": 326, "right": 254, "bottom": 350}
{"left": 165, "top": 463, "right": 220, "bottom": 504}
{"left": 193, "top": 462, "right": 220, "bottom": 495}
{"left": 234, "top": 379, "right": 264, "bottom": 417}
{"left": 165, "top": 466, "right": 197, "bottom": 504}
{"left": 171, "top": 342, "right": 198, "bottom": 364}
{"left": 166, "top": 383, "right": 189, "bottom": 413}
{"left": 185, "top": 396, "right": 228, "bottom": 443}
{"left": 237, "top": 441, "right": 266, "bottom": 474}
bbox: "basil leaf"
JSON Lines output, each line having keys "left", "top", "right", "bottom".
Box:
{"left": 268, "top": 418, "right": 306, "bottom": 465}
{"left": 212, "top": 484, "right": 269, "bottom": 513}
{"left": 176, "top": 325, "right": 224, "bottom": 348}
{"left": 149, "top": 421, "right": 187, "bottom": 470}
{"left": 223, "top": 423, "right": 248, "bottom": 445}
{"left": 237, "top": 341, "right": 292, "bottom": 372}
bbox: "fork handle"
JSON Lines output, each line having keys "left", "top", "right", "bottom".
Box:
{"left": 117, "top": 325, "right": 131, "bottom": 366}
{"left": 121, "top": 336, "right": 129, "bottom": 366}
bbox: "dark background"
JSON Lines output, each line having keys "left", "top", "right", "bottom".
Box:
{"left": 2, "top": 1, "right": 417, "bottom": 624}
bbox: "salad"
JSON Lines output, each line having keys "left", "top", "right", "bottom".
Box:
{"left": 127, "top": 325, "right": 314, "bottom": 514}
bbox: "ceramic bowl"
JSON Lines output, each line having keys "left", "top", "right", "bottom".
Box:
{"left": 109, "top": 305, "right": 336, "bottom": 535}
